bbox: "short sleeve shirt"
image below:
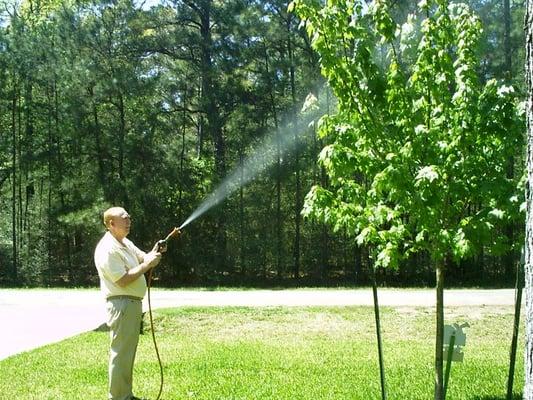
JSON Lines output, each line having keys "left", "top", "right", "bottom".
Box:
{"left": 94, "top": 231, "right": 147, "bottom": 299}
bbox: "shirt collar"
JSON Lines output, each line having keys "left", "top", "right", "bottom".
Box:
{"left": 105, "top": 231, "right": 127, "bottom": 249}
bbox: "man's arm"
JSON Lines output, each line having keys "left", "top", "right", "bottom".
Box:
{"left": 115, "top": 251, "right": 161, "bottom": 287}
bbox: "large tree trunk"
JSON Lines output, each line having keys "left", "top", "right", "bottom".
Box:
{"left": 524, "top": 0, "right": 533, "bottom": 397}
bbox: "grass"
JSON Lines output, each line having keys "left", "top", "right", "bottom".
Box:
{"left": 0, "top": 305, "right": 523, "bottom": 399}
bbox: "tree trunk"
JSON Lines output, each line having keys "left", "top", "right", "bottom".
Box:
{"left": 11, "top": 79, "right": 18, "bottom": 284}
{"left": 288, "top": 14, "right": 301, "bottom": 280}
{"left": 17, "top": 92, "right": 23, "bottom": 263}
{"left": 197, "top": 77, "right": 204, "bottom": 158}
{"left": 117, "top": 92, "right": 129, "bottom": 206}
{"left": 197, "top": 0, "right": 227, "bottom": 272}
{"left": 179, "top": 91, "right": 187, "bottom": 224}
{"left": 46, "top": 83, "right": 53, "bottom": 285}
{"left": 118, "top": 93, "right": 125, "bottom": 180}
{"left": 239, "top": 148, "right": 245, "bottom": 276}
{"left": 503, "top": 0, "right": 516, "bottom": 280}
{"left": 320, "top": 89, "right": 332, "bottom": 280}
{"left": 264, "top": 41, "right": 283, "bottom": 279}
{"left": 524, "top": 0, "right": 533, "bottom": 397}
{"left": 23, "top": 81, "right": 34, "bottom": 237}
{"left": 504, "top": 0, "right": 512, "bottom": 81}
{"left": 434, "top": 262, "right": 444, "bottom": 400}
{"left": 89, "top": 85, "right": 109, "bottom": 201}
{"left": 372, "top": 265, "right": 387, "bottom": 400}
{"left": 507, "top": 253, "right": 523, "bottom": 399}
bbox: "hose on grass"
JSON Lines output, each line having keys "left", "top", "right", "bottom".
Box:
{"left": 147, "top": 268, "right": 164, "bottom": 400}
{"left": 146, "top": 227, "right": 180, "bottom": 400}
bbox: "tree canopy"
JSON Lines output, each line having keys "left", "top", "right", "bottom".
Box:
{"left": 0, "top": 0, "right": 526, "bottom": 288}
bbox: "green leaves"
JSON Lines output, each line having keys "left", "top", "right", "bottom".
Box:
{"left": 415, "top": 166, "right": 439, "bottom": 185}
{"left": 293, "top": 0, "right": 524, "bottom": 268}
{"left": 371, "top": 0, "right": 396, "bottom": 42}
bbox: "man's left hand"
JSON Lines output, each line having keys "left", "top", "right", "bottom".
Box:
{"left": 152, "top": 240, "right": 168, "bottom": 253}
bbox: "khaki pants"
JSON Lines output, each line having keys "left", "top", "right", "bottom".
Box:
{"left": 106, "top": 297, "right": 142, "bottom": 400}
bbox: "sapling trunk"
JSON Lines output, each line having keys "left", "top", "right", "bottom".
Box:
{"left": 372, "top": 266, "right": 387, "bottom": 400}
{"left": 435, "top": 262, "right": 444, "bottom": 400}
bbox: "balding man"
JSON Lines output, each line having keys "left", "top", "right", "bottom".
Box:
{"left": 94, "top": 206, "right": 164, "bottom": 400}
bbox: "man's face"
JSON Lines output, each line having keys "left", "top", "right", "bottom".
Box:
{"left": 111, "top": 210, "right": 131, "bottom": 236}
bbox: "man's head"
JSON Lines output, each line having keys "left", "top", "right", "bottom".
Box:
{"left": 103, "top": 207, "right": 131, "bottom": 240}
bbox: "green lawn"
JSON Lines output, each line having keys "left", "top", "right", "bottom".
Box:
{"left": 0, "top": 306, "right": 523, "bottom": 399}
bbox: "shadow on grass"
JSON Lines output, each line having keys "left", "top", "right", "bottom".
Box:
{"left": 471, "top": 395, "right": 522, "bottom": 400}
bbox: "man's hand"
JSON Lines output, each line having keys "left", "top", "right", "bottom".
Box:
{"left": 152, "top": 240, "right": 168, "bottom": 253}
{"left": 115, "top": 250, "right": 161, "bottom": 288}
{"left": 144, "top": 250, "right": 162, "bottom": 269}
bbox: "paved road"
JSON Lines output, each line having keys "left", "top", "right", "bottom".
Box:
{"left": 0, "top": 288, "right": 520, "bottom": 361}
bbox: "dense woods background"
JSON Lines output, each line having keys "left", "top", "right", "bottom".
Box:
{"left": 0, "top": 0, "right": 527, "bottom": 287}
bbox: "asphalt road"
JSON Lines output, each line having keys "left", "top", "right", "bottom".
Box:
{"left": 0, "top": 288, "right": 520, "bottom": 361}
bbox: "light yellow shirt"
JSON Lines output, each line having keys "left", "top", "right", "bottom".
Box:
{"left": 94, "top": 231, "right": 147, "bottom": 299}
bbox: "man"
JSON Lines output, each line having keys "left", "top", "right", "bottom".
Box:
{"left": 94, "top": 206, "right": 164, "bottom": 400}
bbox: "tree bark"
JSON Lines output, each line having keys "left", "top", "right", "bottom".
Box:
{"left": 524, "top": 0, "right": 533, "bottom": 397}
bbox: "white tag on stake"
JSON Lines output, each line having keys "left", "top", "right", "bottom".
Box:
{"left": 443, "top": 322, "right": 470, "bottom": 363}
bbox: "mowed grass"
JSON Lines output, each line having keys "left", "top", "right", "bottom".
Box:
{"left": 0, "top": 305, "right": 523, "bottom": 399}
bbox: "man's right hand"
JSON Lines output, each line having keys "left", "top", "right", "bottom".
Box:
{"left": 144, "top": 251, "right": 162, "bottom": 270}
{"left": 116, "top": 251, "right": 162, "bottom": 288}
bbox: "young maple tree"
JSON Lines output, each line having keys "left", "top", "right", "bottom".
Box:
{"left": 291, "top": 0, "right": 523, "bottom": 398}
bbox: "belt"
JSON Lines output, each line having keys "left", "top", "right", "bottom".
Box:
{"left": 106, "top": 295, "right": 142, "bottom": 302}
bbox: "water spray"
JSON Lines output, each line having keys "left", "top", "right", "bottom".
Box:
{"left": 178, "top": 101, "right": 318, "bottom": 230}
{"left": 147, "top": 94, "right": 320, "bottom": 399}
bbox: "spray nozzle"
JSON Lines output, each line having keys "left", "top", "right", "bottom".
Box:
{"left": 156, "top": 227, "right": 181, "bottom": 252}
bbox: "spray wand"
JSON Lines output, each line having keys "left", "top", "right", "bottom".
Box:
{"left": 147, "top": 226, "right": 181, "bottom": 400}
{"left": 156, "top": 227, "right": 182, "bottom": 252}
